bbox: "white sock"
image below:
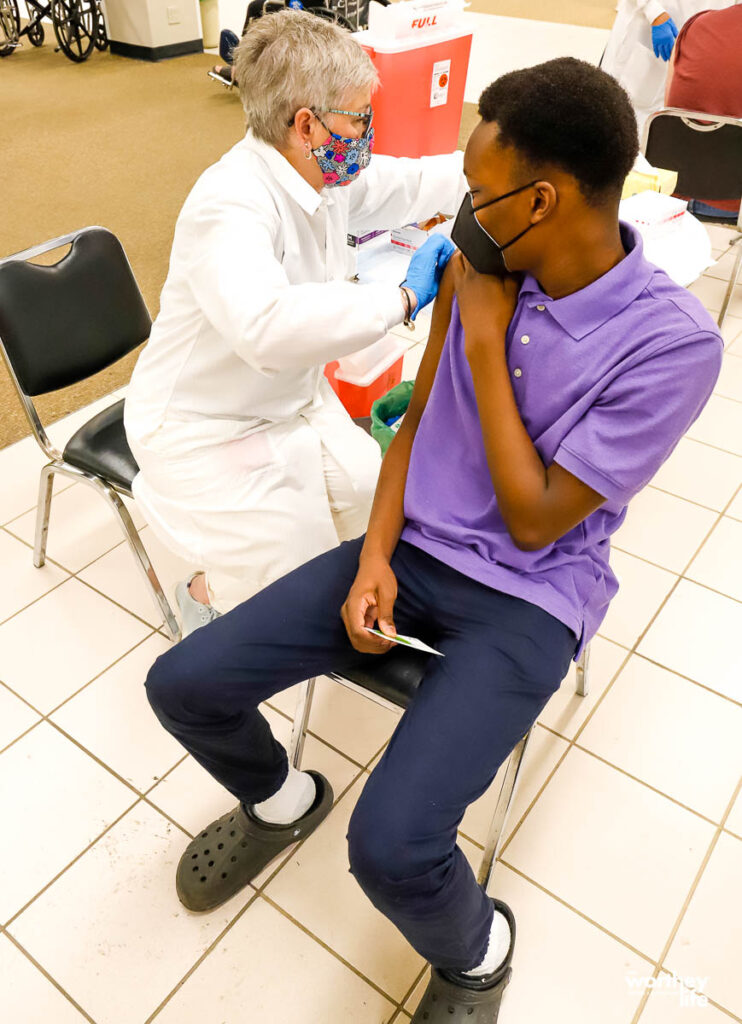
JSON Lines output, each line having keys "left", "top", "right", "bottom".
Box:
{"left": 462, "top": 910, "right": 511, "bottom": 977}
{"left": 252, "top": 766, "right": 316, "bottom": 825}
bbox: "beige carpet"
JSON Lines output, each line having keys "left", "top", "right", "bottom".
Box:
{"left": 1, "top": 0, "right": 612, "bottom": 449}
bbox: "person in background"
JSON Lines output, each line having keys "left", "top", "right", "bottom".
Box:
{"left": 600, "top": 0, "right": 733, "bottom": 132}
{"left": 664, "top": 3, "right": 742, "bottom": 221}
{"left": 125, "top": 10, "right": 465, "bottom": 637}
{"left": 143, "top": 58, "right": 722, "bottom": 1022}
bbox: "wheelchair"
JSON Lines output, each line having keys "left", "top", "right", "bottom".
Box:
{"left": 0, "top": 0, "right": 107, "bottom": 62}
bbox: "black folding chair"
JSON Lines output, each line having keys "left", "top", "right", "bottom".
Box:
{"left": 0, "top": 226, "right": 181, "bottom": 641}
{"left": 642, "top": 107, "right": 742, "bottom": 329}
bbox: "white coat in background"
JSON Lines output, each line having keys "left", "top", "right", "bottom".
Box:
{"left": 124, "top": 130, "right": 466, "bottom": 612}
{"left": 600, "top": 0, "right": 733, "bottom": 131}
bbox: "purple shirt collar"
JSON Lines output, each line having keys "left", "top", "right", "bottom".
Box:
{"left": 518, "top": 222, "right": 655, "bottom": 341}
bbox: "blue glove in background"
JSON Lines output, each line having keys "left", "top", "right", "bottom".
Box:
{"left": 651, "top": 17, "right": 678, "bottom": 61}
{"left": 402, "top": 234, "right": 455, "bottom": 321}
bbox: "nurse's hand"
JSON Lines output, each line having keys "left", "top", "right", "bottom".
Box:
{"left": 402, "top": 234, "right": 456, "bottom": 320}
{"left": 341, "top": 555, "right": 398, "bottom": 654}
{"left": 651, "top": 14, "right": 678, "bottom": 61}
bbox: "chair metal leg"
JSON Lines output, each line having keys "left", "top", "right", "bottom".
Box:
{"left": 33, "top": 463, "right": 55, "bottom": 568}
{"left": 98, "top": 482, "right": 182, "bottom": 642}
{"left": 575, "top": 641, "right": 591, "bottom": 698}
{"left": 477, "top": 728, "right": 533, "bottom": 895}
{"left": 717, "top": 237, "right": 742, "bottom": 331}
{"left": 288, "top": 677, "right": 317, "bottom": 770}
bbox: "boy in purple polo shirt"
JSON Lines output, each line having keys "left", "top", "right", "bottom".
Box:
{"left": 145, "top": 58, "right": 722, "bottom": 1023}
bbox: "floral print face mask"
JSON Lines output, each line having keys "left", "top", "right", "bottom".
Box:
{"left": 311, "top": 109, "right": 374, "bottom": 188}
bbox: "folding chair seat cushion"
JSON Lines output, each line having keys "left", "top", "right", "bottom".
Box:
{"left": 337, "top": 646, "right": 428, "bottom": 709}
{"left": 62, "top": 398, "right": 139, "bottom": 491}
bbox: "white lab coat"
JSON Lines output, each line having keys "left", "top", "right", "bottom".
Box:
{"left": 124, "top": 129, "right": 466, "bottom": 611}
{"left": 601, "top": 0, "right": 733, "bottom": 131}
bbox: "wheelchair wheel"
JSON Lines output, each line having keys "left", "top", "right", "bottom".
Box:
{"left": 94, "top": 4, "right": 107, "bottom": 50}
{"left": 51, "top": 0, "right": 97, "bottom": 62}
{"left": 28, "top": 18, "right": 45, "bottom": 46}
{"left": 311, "top": 6, "right": 353, "bottom": 31}
{"left": 0, "top": 0, "right": 20, "bottom": 57}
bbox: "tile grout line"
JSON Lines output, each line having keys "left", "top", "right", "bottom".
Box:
{"left": 3, "top": 793, "right": 144, "bottom": 931}
{"left": 0, "top": 628, "right": 162, "bottom": 760}
{"left": 631, "top": 649, "right": 742, "bottom": 710}
{"left": 611, "top": 479, "right": 742, "bottom": 601}
{"left": 396, "top": 963, "right": 430, "bottom": 1016}
{"left": 570, "top": 742, "right": 730, "bottom": 829}
{"left": 142, "top": 889, "right": 262, "bottom": 1024}
{"left": 579, "top": 632, "right": 742, "bottom": 714}
{"left": 646, "top": 477, "right": 742, "bottom": 517}
{"left": 496, "top": 860, "right": 661, "bottom": 966}
{"left": 628, "top": 775, "right": 742, "bottom": 1024}
{"left": 262, "top": 890, "right": 405, "bottom": 1011}
{"left": 0, "top": 524, "right": 166, "bottom": 634}
{"left": 496, "top": 643, "right": 634, "bottom": 858}
{"left": 262, "top": 696, "right": 376, "bottom": 773}
{"left": 1, "top": 929, "right": 99, "bottom": 1024}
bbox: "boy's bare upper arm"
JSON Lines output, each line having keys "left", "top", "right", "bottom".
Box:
{"left": 399, "top": 258, "right": 456, "bottom": 435}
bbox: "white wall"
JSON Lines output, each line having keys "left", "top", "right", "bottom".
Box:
{"left": 218, "top": 0, "right": 248, "bottom": 32}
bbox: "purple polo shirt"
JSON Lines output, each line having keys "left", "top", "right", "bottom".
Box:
{"left": 401, "top": 222, "right": 723, "bottom": 662}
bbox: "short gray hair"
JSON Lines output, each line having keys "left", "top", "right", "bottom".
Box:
{"left": 233, "top": 10, "right": 379, "bottom": 148}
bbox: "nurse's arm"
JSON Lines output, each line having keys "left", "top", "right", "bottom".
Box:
{"left": 341, "top": 262, "right": 455, "bottom": 654}
{"left": 664, "top": 27, "right": 678, "bottom": 103}
{"left": 347, "top": 151, "right": 468, "bottom": 238}
{"left": 632, "top": 0, "right": 668, "bottom": 24}
{"left": 186, "top": 197, "right": 408, "bottom": 373}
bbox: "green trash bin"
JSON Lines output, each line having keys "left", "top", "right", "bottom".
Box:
{"left": 370, "top": 380, "right": 415, "bottom": 455}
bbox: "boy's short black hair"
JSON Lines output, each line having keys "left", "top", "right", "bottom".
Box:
{"left": 478, "top": 57, "right": 639, "bottom": 206}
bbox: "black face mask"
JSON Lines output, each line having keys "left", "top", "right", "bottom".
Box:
{"left": 451, "top": 181, "right": 538, "bottom": 276}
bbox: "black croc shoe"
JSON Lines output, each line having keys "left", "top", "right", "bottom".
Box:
{"left": 411, "top": 897, "right": 516, "bottom": 1023}
{"left": 176, "top": 770, "right": 333, "bottom": 912}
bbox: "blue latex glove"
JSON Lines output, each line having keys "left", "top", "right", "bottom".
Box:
{"left": 401, "top": 234, "right": 455, "bottom": 320}
{"left": 651, "top": 17, "right": 678, "bottom": 61}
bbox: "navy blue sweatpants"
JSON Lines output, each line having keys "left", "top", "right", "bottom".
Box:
{"left": 145, "top": 536, "right": 577, "bottom": 972}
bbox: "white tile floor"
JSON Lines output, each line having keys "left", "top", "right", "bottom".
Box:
{"left": 3, "top": 13, "right": 742, "bottom": 1021}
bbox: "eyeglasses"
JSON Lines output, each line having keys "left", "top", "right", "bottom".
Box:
{"left": 287, "top": 106, "right": 374, "bottom": 132}
{"left": 324, "top": 107, "right": 373, "bottom": 124}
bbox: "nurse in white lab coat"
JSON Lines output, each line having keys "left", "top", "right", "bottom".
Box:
{"left": 124, "top": 9, "right": 466, "bottom": 624}
{"left": 600, "top": 0, "right": 733, "bottom": 130}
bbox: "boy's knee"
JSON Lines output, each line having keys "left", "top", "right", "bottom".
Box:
{"left": 144, "top": 645, "right": 191, "bottom": 720}
{"left": 347, "top": 795, "right": 409, "bottom": 891}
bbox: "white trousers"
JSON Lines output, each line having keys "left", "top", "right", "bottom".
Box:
{"left": 129, "top": 386, "right": 382, "bottom": 613}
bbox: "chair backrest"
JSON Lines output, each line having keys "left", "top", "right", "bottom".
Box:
{"left": 642, "top": 108, "right": 742, "bottom": 204}
{"left": 0, "top": 226, "right": 151, "bottom": 398}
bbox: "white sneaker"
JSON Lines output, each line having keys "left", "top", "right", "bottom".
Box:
{"left": 175, "top": 574, "right": 221, "bottom": 638}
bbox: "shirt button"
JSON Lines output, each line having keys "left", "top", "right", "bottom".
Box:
{"left": 536, "top": 304, "right": 545, "bottom": 311}
{"left": 513, "top": 368, "right": 523, "bottom": 378}
{"left": 520, "top": 334, "right": 530, "bottom": 344}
